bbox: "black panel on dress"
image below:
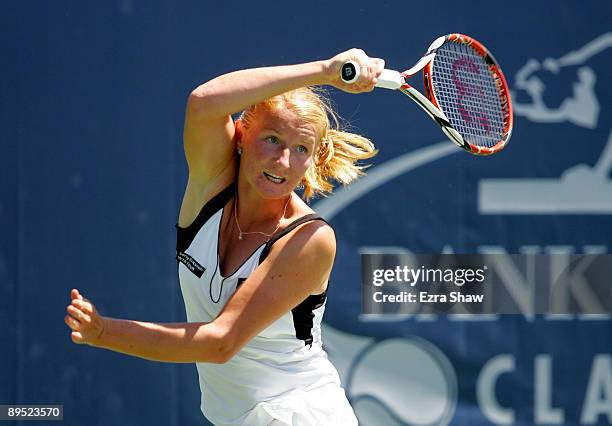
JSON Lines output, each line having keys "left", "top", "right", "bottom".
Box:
{"left": 175, "top": 183, "right": 234, "bottom": 254}
{"left": 291, "top": 291, "right": 327, "bottom": 346}
{"left": 258, "top": 213, "right": 332, "bottom": 346}
{"left": 258, "top": 214, "right": 326, "bottom": 263}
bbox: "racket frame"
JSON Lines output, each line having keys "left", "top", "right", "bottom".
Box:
{"left": 367, "top": 34, "right": 513, "bottom": 155}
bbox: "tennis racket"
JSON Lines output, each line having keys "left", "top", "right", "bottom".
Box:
{"left": 341, "top": 34, "right": 513, "bottom": 155}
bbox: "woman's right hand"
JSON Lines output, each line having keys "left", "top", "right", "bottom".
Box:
{"left": 325, "top": 49, "right": 385, "bottom": 94}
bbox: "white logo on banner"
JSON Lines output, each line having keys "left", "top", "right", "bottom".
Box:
{"left": 479, "top": 32, "right": 612, "bottom": 214}
{"left": 322, "top": 325, "right": 457, "bottom": 426}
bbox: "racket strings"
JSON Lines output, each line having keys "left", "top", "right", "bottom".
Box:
{"left": 431, "top": 42, "right": 506, "bottom": 148}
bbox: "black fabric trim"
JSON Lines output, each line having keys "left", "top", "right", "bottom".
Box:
{"left": 175, "top": 182, "right": 234, "bottom": 253}
{"left": 257, "top": 213, "right": 331, "bottom": 346}
{"left": 258, "top": 214, "right": 328, "bottom": 264}
{"left": 291, "top": 291, "right": 327, "bottom": 346}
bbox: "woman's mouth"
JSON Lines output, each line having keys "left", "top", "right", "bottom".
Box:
{"left": 263, "top": 172, "right": 286, "bottom": 184}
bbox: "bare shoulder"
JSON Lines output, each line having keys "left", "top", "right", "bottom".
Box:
{"left": 262, "top": 216, "right": 336, "bottom": 295}
{"left": 281, "top": 194, "right": 334, "bottom": 248}
{"left": 284, "top": 197, "right": 336, "bottom": 261}
{"left": 285, "top": 218, "right": 334, "bottom": 253}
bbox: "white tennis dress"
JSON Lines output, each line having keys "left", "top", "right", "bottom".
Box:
{"left": 176, "top": 183, "right": 357, "bottom": 426}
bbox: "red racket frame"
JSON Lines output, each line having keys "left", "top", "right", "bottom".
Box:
{"left": 417, "top": 34, "right": 513, "bottom": 155}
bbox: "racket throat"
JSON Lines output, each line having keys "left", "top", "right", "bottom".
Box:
{"left": 400, "top": 86, "right": 468, "bottom": 150}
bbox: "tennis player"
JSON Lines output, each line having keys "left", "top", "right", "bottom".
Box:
{"left": 64, "top": 49, "right": 384, "bottom": 425}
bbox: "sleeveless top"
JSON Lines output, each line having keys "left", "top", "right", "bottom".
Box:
{"left": 175, "top": 183, "right": 342, "bottom": 425}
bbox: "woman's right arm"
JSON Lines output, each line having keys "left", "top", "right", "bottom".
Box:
{"left": 183, "top": 51, "right": 384, "bottom": 186}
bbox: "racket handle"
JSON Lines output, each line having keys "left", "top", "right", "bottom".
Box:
{"left": 376, "top": 70, "right": 403, "bottom": 90}
{"left": 340, "top": 62, "right": 403, "bottom": 90}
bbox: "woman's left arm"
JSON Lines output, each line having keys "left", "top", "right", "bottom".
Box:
{"left": 64, "top": 221, "right": 335, "bottom": 363}
{"left": 64, "top": 289, "right": 231, "bottom": 363}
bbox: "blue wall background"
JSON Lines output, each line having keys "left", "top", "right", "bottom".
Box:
{"left": 1, "top": 1, "right": 611, "bottom": 425}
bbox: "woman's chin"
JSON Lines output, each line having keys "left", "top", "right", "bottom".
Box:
{"left": 255, "top": 178, "right": 294, "bottom": 199}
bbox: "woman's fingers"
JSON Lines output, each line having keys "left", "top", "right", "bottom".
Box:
{"left": 350, "top": 49, "right": 374, "bottom": 88}
{"left": 328, "top": 49, "right": 384, "bottom": 94}
{"left": 72, "top": 298, "right": 92, "bottom": 313}
{"left": 71, "top": 299, "right": 95, "bottom": 322}
{"left": 64, "top": 314, "right": 80, "bottom": 330}
{"left": 65, "top": 290, "right": 105, "bottom": 346}
{"left": 67, "top": 304, "right": 91, "bottom": 323}
{"left": 71, "top": 331, "right": 85, "bottom": 344}
{"left": 373, "top": 58, "right": 386, "bottom": 76}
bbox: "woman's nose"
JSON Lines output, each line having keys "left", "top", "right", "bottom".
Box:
{"left": 276, "top": 147, "right": 291, "bottom": 168}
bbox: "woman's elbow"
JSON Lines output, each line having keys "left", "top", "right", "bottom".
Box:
{"left": 199, "top": 326, "right": 238, "bottom": 364}
{"left": 208, "top": 343, "right": 235, "bottom": 364}
{"left": 187, "top": 86, "right": 213, "bottom": 115}
{"left": 212, "top": 348, "right": 235, "bottom": 364}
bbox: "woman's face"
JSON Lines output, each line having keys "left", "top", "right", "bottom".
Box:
{"left": 239, "top": 107, "right": 317, "bottom": 199}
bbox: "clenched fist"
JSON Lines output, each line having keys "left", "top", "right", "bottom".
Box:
{"left": 64, "top": 289, "right": 106, "bottom": 346}
{"left": 325, "top": 48, "right": 385, "bottom": 93}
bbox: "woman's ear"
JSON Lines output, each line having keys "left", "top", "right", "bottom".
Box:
{"left": 233, "top": 119, "right": 243, "bottom": 146}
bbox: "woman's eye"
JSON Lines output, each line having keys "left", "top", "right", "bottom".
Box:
{"left": 266, "top": 136, "right": 279, "bottom": 144}
{"left": 296, "top": 145, "right": 308, "bottom": 154}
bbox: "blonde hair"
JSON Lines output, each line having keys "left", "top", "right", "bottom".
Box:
{"left": 239, "top": 87, "right": 378, "bottom": 200}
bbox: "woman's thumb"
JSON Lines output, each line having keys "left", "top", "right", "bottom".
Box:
{"left": 71, "top": 288, "right": 84, "bottom": 301}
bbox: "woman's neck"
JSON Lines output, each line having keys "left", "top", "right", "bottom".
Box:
{"left": 235, "top": 178, "right": 293, "bottom": 230}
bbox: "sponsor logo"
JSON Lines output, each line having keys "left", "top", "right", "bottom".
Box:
{"left": 176, "top": 251, "right": 205, "bottom": 278}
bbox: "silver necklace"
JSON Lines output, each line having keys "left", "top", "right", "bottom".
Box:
{"left": 234, "top": 190, "right": 291, "bottom": 240}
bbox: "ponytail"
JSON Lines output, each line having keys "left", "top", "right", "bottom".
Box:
{"left": 303, "top": 127, "right": 377, "bottom": 200}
